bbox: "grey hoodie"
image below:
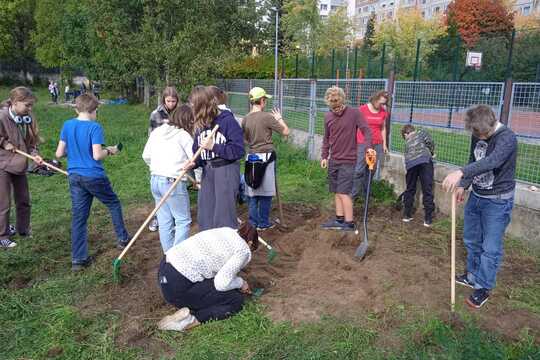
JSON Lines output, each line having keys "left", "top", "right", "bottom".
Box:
{"left": 459, "top": 124, "right": 517, "bottom": 196}
{"left": 149, "top": 104, "right": 170, "bottom": 133}
{"left": 404, "top": 129, "right": 434, "bottom": 170}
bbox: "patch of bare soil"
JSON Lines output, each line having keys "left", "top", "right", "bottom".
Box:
{"left": 78, "top": 202, "right": 540, "bottom": 353}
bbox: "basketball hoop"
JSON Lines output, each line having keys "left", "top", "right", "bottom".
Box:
{"left": 466, "top": 51, "right": 482, "bottom": 71}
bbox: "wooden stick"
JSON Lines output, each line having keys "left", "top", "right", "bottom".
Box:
{"left": 15, "top": 149, "right": 69, "bottom": 176}
{"left": 116, "top": 125, "right": 219, "bottom": 261}
{"left": 451, "top": 192, "right": 456, "bottom": 312}
{"left": 275, "top": 172, "right": 286, "bottom": 228}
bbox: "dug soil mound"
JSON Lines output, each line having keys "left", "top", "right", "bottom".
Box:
{"left": 80, "top": 202, "right": 540, "bottom": 353}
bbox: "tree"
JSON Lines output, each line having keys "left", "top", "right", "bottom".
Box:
{"left": 362, "top": 13, "right": 376, "bottom": 54}
{"left": 374, "top": 9, "right": 447, "bottom": 78}
{"left": 446, "top": 0, "right": 514, "bottom": 48}
{"left": 281, "top": 0, "right": 322, "bottom": 54}
{"left": 317, "top": 7, "right": 353, "bottom": 55}
{"left": 0, "top": 0, "right": 36, "bottom": 77}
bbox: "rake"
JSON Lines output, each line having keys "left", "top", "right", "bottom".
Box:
{"left": 15, "top": 149, "right": 68, "bottom": 176}
{"left": 237, "top": 218, "right": 278, "bottom": 263}
{"left": 112, "top": 125, "right": 219, "bottom": 282}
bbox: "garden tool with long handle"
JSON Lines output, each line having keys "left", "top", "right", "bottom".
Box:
{"left": 237, "top": 217, "right": 277, "bottom": 263}
{"left": 15, "top": 149, "right": 68, "bottom": 176}
{"left": 354, "top": 148, "right": 377, "bottom": 260}
{"left": 451, "top": 192, "right": 456, "bottom": 312}
{"left": 112, "top": 125, "right": 219, "bottom": 282}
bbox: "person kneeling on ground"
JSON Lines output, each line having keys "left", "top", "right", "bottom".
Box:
{"left": 400, "top": 124, "right": 435, "bottom": 227}
{"left": 157, "top": 222, "right": 259, "bottom": 331}
{"left": 320, "top": 86, "right": 372, "bottom": 231}
{"left": 443, "top": 105, "right": 517, "bottom": 309}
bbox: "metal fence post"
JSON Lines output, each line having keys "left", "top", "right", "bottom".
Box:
{"left": 248, "top": 79, "right": 253, "bottom": 114}
{"left": 500, "top": 78, "right": 513, "bottom": 125}
{"left": 279, "top": 78, "right": 284, "bottom": 112}
{"left": 295, "top": 53, "right": 299, "bottom": 79}
{"left": 448, "top": 35, "right": 460, "bottom": 127}
{"left": 386, "top": 70, "right": 396, "bottom": 151}
{"left": 505, "top": 29, "right": 516, "bottom": 81}
{"left": 331, "top": 49, "right": 335, "bottom": 79}
{"left": 409, "top": 39, "right": 421, "bottom": 123}
{"left": 308, "top": 80, "right": 317, "bottom": 160}
{"left": 380, "top": 43, "right": 386, "bottom": 79}
{"left": 353, "top": 47, "right": 358, "bottom": 79}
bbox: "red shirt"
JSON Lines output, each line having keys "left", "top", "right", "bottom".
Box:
{"left": 356, "top": 104, "right": 387, "bottom": 145}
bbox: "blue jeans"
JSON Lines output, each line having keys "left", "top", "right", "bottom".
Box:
{"left": 463, "top": 192, "right": 514, "bottom": 290}
{"left": 248, "top": 196, "right": 272, "bottom": 228}
{"left": 68, "top": 174, "right": 129, "bottom": 264}
{"left": 151, "top": 175, "right": 191, "bottom": 252}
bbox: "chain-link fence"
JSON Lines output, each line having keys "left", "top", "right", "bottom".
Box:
{"left": 220, "top": 77, "right": 540, "bottom": 185}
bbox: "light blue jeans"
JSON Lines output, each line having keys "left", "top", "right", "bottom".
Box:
{"left": 150, "top": 175, "right": 191, "bottom": 252}
{"left": 463, "top": 192, "right": 514, "bottom": 290}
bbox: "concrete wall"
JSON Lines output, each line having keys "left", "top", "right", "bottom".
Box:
{"left": 288, "top": 128, "right": 540, "bottom": 247}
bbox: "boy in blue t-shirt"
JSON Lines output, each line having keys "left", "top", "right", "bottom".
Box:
{"left": 55, "top": 93, "right": 129, "bottom": 271}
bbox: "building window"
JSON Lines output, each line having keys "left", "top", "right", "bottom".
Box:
{"left": 382, "top": 3, "right": 386, "bottom": 8}
{"left": 421, "top": 0, "right": 427, "bottom": 4}
{"left": 434, "top": 6, "right": 440, "bottom": 14}
{"left": 522, "top": 6, "right": 531, "bottom": 15}
{"left": 330, "top": 5, "right": 337, "bottom": 11}
{"left": 388, "top": 10, "right": 393, "bottom": 18}
{"left": 320, "top": 4, "right": 328, "bottom": 11}
{"left": 389, "top": 2, "right": 394, "bottom": 6}
{"left": 421, "top": 11, "right": 425, "bottom": 17}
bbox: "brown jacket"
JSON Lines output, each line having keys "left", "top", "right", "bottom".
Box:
{"left": 0, "top": 107, "right": 39, "bottom": 175}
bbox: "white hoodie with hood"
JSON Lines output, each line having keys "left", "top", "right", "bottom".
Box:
{"left": 142, "top": 124, "right": 201, "bottom": 181}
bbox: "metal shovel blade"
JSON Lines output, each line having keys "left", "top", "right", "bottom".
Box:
{"left": 354, "top": 239, "right": 368, "bottom": 259}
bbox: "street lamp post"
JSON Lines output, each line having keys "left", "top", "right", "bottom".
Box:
{"left": 274, "top": 8, "right": 279, "bottom": 100}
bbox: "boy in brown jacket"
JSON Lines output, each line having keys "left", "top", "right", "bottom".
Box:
{"left": 0, "top": 87, "right": 43, "bottom": 248}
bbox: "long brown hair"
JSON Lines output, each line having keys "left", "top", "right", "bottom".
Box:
{"left": 2, "top": 87, "right": 40, "bottom": 145}
{"left": 161, "top": 86, "right": 179, "bottom": 110}
{"left": 169, "top": 104, "right": 194, "bottom": 135}
{"left": 190, "top": 86, "right": 219, "bottom": 130}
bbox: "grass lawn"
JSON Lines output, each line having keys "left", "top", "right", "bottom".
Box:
{"left": 0, "top": 87, "right": 539, "bottom": 359}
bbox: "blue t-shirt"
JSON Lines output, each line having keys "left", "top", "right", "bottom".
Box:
{"left": 60, "top": 118, "right": 106, "bottom": 178}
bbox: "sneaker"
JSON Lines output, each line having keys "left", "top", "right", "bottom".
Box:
{"left": 148, "top": 218, "right": 159, "bottom": 232}
{"left": 0, "top": 239, "right": 17, "bottom": 248}
{"left": 257, "top": 224, "right": 275, "bottom": 231}
{"left": 455, "top": 273, "right": 475, "bottom": 289}
{"left": 338, "top": 222, "right": 357, "bottom": 232}
{"left": 423, "top": 221, "right": 432, "bottom": 228}
{"left": 8, "top": 224, "right": 16, "bottom": 236}
{"left": 158, "top": 308, "right": 195, "bottom": 331}
{"left": 466, "top": 288, "right": 490, "bottom": 309}
{"left": 321, "top": 218, "right": 344, "bottom": 230}
{"left": 402, "top": 217, "right": 413, "bottom": 222}
{"left": 71, "top": 256, "right": 95, "bottom": 272}
{"left": 116, "top": 239, "right": 130, "bottom": 250}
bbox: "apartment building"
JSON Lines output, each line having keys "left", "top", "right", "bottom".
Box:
{"left": 319, "top": 0, "right": 348, "bottom": 17}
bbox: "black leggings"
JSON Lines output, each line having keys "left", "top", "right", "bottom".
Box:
{"left": 158, "top": 258, "right": 245, "bottom": 323}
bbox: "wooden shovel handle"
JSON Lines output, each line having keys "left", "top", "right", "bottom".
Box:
{"left": 451, "top": 192, "right": 456, "bottom": 312}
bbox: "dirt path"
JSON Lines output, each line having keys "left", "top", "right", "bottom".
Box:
{"left": 78, "top": 202, "right": 540, "bottom": 353}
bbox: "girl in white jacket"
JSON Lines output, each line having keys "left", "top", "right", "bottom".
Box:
{"left": 143, "top": 105, "right": 200, "bottom": 252}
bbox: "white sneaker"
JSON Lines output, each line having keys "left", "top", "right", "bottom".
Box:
{"left": 0, "top": 239, "right": 17, "bottom": 248}
{"left": 402, "top": 217, "right": 413, "bottom": 222}
{"left": 158, "top": 308, "right": 195, "bottom": 331}
{"left": 148, "top": 218, "right": 159, "bottom": 232}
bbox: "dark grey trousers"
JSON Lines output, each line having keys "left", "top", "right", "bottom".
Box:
{"left": 197, "top": 161, "right": 240, "bottom": 231}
